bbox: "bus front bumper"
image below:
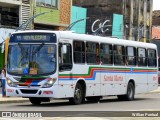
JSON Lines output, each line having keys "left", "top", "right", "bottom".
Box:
{"left": 6, "top": 87, "right": 56, "bottom": 98}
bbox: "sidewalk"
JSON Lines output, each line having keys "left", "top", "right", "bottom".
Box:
{"left": 150, "top": 86, "right": 160, "bottom": 93}
{"left": 0, "top": 87, "right": 159, "bottom": 104}
{"left": 0, "top": 96, "right": 29, "bottom": 104}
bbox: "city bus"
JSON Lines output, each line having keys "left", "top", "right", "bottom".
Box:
{"left": 6, "top": 30, "right": 158, "bottom": 105}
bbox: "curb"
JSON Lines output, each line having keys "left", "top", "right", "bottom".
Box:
{"left": 0, "top": 99, "right": 29, "bottom": 104}
{"left": 150, "top": 90, "right": 160, "bottom": 93}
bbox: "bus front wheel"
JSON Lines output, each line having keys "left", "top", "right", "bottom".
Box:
{"left": 29, "top": 98, "right": 42, "bottom": 105}
{"left": 69, "top": 83, "right": 84, "bottom": 105}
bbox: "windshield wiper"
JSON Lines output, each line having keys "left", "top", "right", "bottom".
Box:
{"left": 18, "top": 43, "right": 29, "bottom": 64}
{"left": 32, "top": 43, "right": 44, "bottom": 56}
{"left": 18, "top": 43, "right": 28, "bottom": 55}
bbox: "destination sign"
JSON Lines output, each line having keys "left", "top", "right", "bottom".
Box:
{"left": 16, "top": 35, "right": 49, "bottom": 41}
{"left": 10, "top": 33, "right": 57, "bottom": 43}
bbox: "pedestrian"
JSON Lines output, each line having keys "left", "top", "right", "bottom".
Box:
{"left": 1, "top": 65, "right": 6, "bottom": 97}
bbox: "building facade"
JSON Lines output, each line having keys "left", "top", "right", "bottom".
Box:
{"left": 71, "top": 6, "right": 87, "bottom": 34}
{"left": 33, "top": 0, "right": 72, "bottom": 30}
{"left": 73, "top": 0, "right": 153, "bottom": 42}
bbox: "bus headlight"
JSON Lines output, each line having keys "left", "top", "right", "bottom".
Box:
{"left": 42, "top": 78, "right": 56, "bottom": 88}
{"left": 7, "top": 78, "right": 17, "bottom": 87}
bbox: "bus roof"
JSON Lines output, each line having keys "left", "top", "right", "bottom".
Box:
{"left": 59, "top": 31, "right": 157, "bottom": 49}
{"left": 12, "top": 30, "right": 157, "bottom": 49}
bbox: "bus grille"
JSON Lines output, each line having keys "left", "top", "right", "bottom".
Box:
{"left": 20, "top": 89, "right": 38, "bottom": 94}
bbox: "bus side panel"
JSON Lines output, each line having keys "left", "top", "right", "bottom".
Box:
{"left": 72, "top": 65, "right": 101, "bottom": 97}
{"left": 86, "top": 83, "right": 101, "bottom": 96}
{"left": 134, "top": 67, "right": 148, "bottom": 94}
{"left": 125, "top": 67, "right": 148, "bottom": 94}
{"left": 58, "top": 70, "right": 74, "bottom": 98}
{"left": 101, "top": 66, "right": 126, "bottom": 95}
{"left": 147, "top": 67, "right": 158, "bottom": 92}
{"left": 53, "top": 84, "right": 74, "bottom": 98}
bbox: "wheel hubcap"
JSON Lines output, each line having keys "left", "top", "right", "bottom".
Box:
{"left": 75, "top": 89, "right": 81, "bottom": 100}
{"left": 128, "top": 87, "right": 133, "bottom": 98}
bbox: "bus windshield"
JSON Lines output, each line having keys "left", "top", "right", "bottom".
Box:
{"left": 7, "top": 44, "right": 56, "bottom": 75}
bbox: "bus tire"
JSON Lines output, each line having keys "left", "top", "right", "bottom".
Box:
{"left": 126, "top": 82, "right": 135, "bottom": 101}
{"left": 69, "top": 83, "right": 84, "bottom": 105}
{"left": 117, "top": 82, "right": 135, "bottom": 101}
{"left": 29, "top": 98, "right": 42, "bottom": 105}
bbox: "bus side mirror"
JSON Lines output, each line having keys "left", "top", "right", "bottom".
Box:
{"left": 62, "top": 45, "right": 67, "bottom": 54}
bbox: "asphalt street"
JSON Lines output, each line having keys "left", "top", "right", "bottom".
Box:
{"left": 0, "top": 93, "right": 160, "bottom": 112}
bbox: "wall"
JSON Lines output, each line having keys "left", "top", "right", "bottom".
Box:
{"left": 86, "top": 7, "right": 113, "bottom": 36}
{"left": 34, "top": 6, "right": 60, "bottom": 25}
{"left": 71, "top": 6, "right": 87, "bottom": 34}
{"left": 152, "top": 26, "right": 160, "bottom": 39}
{"left": 60, "top": 0, "right": 71, "bottom": 25}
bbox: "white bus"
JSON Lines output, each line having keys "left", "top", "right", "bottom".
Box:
{"left": 6, "top": 30, "right": 158, "bottom": 105}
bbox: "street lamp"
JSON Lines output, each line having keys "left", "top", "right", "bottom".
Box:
{"left": 65, "top": 17, "right": 89, "bottom": 31}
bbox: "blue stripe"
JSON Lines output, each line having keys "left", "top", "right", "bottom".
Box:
{"left": 30, "top": 80, "right": 40, "bottom": 85}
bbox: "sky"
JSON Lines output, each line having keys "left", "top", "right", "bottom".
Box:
{"left": 153, "top": 0, "right": 160, "bottom": 10}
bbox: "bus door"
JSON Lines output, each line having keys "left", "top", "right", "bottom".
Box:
{"left": 58, "top": 41, "right": 73, "bottom": 97}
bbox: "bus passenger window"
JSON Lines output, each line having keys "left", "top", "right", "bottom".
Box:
{"left": 114, "top": 45, "right": 125, "bottom": 65}
{"left": 138, "top": 48, "right": 146, "bottom": 66}
{"left": 100, "top": 43, "right": 112, "bottom": 65}
{"left": 86, "top": 42, "right": 99, "bottom": 64}
{"left": 148, "top": 49, "right": 157, "bottom": 67}
{"left": 126, "top": 47, "right": 136, "bottom": 66}
{"left": 73, "top": 41, "right": 85, "bottom": 63}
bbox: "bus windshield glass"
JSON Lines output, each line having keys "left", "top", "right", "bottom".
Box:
{"left": 7, "top": 44, "right": 56, "bottom": 75}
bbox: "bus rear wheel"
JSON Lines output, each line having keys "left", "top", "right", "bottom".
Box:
{"left": 29, "top": 98, "right": 42, "bottom": 105}
{"left": 117, "top": 82, "right": 135, "bottom": 101}
{"left": 69, "top": 83, "right": 84, "bottom": 105}
{"left": 126, "top": 82, "right": 135, "bottom": 101}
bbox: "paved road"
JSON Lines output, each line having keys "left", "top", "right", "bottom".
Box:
{"left": 0, "top": 93, "right": 159, "bottom": 112}
{"left": 0, "top": 93, "right": 160, "bottom": 119}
